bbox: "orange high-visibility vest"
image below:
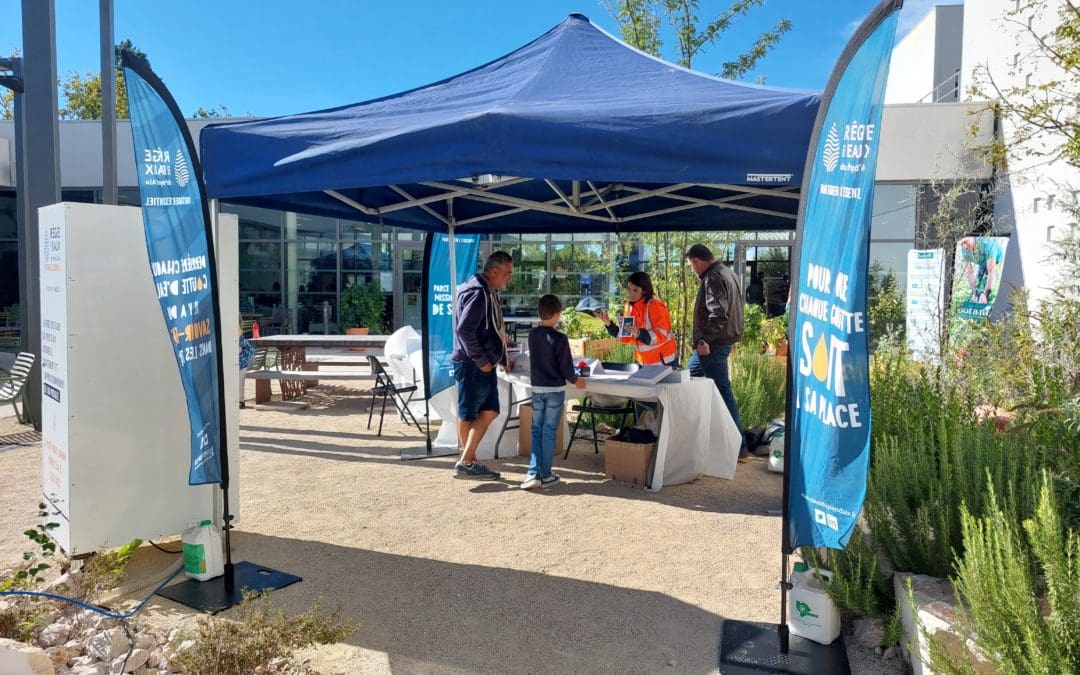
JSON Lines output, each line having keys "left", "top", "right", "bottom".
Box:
{"left": 619, "top": 298, "right": 677, "bottom": 365}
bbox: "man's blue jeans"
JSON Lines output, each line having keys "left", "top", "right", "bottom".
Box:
{"left": 688, "top": 344, "right": 745, "bottom": 450}
{"left": 528, "top": 391, "right": 565, "bottom": 478}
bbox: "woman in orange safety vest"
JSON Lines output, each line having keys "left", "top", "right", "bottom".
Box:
{"left": 596, "top": 272, "right": 679, "bottom": 367}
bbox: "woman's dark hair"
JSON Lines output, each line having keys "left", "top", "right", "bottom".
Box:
{"left": 626, "top": 271, "right": 655, "bottom": 302}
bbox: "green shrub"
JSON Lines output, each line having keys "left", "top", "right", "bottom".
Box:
{"left": 930, "top": 473, "right": 1080, "bottom": 673}
{"left": 730, "top": 349, "right": 786, "bottom": 429}
{"left": 866, "top": 425, "right": 1039, "bottom": 578}
{"left": 801, "top": 533, "right": 892, "bottom": 617}
{"left": 742, "top": 303, "right": 765, "bottom": 351}
{"left": 559, "top": 309, "right": 609, "bottom": 340}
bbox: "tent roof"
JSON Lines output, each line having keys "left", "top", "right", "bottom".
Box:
{"left": 200, "top": 13, "right": 820, "bottom": 233}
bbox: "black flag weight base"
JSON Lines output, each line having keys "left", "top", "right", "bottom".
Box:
{"left": 719, "top": 620, "right": 851, "bottom": 675}
{"left": 156, "top": 561, "right": 301, "bottom": 614}
{"left": 400, "top": 401, "right": 459, "bottom": 460}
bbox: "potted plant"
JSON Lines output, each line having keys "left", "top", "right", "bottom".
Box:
{"left": 761, "top": 313, "right": 789, "bottom": 357}
{"left": 340, "top": 280, "right": 387, "bottom": 340}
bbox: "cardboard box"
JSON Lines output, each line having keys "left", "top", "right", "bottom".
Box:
{"left": 517, "top": 402, "right": 567, "bottom": 457}
{"left": 604, "top": 439, "right": 653, "bottom": 486}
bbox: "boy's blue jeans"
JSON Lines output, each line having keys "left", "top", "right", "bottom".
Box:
{"left": 528, "top": 391, "right": 565, "bottom": 478}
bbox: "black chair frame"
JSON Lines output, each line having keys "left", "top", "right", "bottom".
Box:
{"left": 366, "top": 355, "right": 423, "bottom": 436}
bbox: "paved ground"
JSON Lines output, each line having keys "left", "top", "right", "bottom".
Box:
{"left": 0, "top": 379, "right": 902, "bottom": 674}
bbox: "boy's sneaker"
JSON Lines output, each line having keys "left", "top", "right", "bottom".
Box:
{"left": 453, "top": 461, "right": 500, "bottom": 480}
{"left": 521, "top": 475, "right": 541, "bottom": 490}
{"left": 540, "top": 474, "right": 561, "bottom": 488}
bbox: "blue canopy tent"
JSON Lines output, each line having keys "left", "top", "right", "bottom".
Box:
{"left": 199, "top": 13, "right": 820, "bottom": 234}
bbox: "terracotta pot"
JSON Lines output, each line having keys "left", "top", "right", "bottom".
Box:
{"left": 774, "top": 338, "right": 788, "bottom": 358}
{"left": 345, "top": 326, "right": 369, "bottom": 352}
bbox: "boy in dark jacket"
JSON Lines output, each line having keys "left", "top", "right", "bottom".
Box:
{"left": 523, "top": 295, "right": 586, "bottom": 489}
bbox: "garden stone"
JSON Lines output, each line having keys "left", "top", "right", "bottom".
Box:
{"left": 87, "top": 628, "right": 128, "bottom": 662}
{"left": 0, "top": 637, "right": 55, "bottom": 675}
{"left": 882, "top": 645, "right": 898, "bottom": 660}
{"left": 175, "top": 639, "right": 196, "bottom": 654}
{"left": 854, "top": 616, "right": 885, "bottom": 649}
{"left": 39, "top": 622, "right": 71, "bottom": 647}
{"left": 895, "top": 572, "right": 999, "bottom": 675}
{"left": 110, "top": 647, "right": 149, "bottom": 673}
{"left": 133, "top": 634, "right": 155, "bottom": 651}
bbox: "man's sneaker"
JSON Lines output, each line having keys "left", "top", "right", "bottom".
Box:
{"left": 521, "top": 475, "right": 541, "bottom": 490}
{"left": 453, "top": 461, "right": 500, "bottom": 480}
{"left": 540, "top": 474, "right": 561, "bottom": 488}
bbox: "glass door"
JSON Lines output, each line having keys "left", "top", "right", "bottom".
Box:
{"left": 394, "top": 242, "right": 425, "bottom": 330}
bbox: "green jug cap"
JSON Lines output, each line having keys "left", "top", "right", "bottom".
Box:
{"left": 793, "top": 562, "right": 809, "bottom": 573}
{"left": 200, "top": 519, "right": 212, "bottom": 526}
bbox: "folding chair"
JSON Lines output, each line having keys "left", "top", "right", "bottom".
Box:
{"left": 566, "top": 361, "right": 639, "bottom": 458}
{"left": 366, "top": 355, "right": 423, "bottom": 436}
{"left": 0, "top": 352, "right": 36, "bottom": 425}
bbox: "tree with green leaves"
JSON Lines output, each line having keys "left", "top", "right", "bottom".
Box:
{"left": 969, "top": 0, "right": 1079, "bottom": 171}
{"left": 60, "top": 39, "right": 148, "bottom": 120}
{"left": 58, "top": 39, "right": 227, "bottom": 120}
{"left": 603, "top": 0, "right": 792, "bottom": 76}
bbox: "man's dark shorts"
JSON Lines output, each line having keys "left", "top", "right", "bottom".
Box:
{"left": 454, "top": 360, "right": 500, "bottom": 421}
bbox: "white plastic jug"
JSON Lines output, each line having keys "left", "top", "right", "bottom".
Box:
{"left": 767, "top": 430, "right": 785, "bottom": 473}
{"left": 787, "top": 563, "right": 840, "bottom": 645}
{"left": 181, "top": 519, "right": 224, "bottom": 581}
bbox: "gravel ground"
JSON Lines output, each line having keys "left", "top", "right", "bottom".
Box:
{"left": 0, "top": 383, "right": 905, "bottom": 674}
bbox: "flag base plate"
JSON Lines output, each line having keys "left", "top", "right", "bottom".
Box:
{"left": 719, "top": 620, "right": 850, "bottom": 674}
{"left": 156, "top": 561, "right": 301, "bottom": 614}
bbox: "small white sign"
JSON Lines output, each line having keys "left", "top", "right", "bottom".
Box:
{"left": 905, "top": 249, "right": 944, "bottom": 361}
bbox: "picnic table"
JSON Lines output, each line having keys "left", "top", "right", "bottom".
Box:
{"left": 248, "top": 334, "right": 389, "bottom": 400}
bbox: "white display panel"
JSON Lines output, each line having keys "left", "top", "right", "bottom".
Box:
{"left": 39, "top": 203, "right": 239, "bottom": 555}
{"left": 905, "top": 248, "right": 945, "bottom": 362}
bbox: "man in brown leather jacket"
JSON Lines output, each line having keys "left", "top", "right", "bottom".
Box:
{"left": 685, "top": 244, "right": 747, "bottom": 460}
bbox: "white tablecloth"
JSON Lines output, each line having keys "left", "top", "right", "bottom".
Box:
{"left": 497, "top": 372, "right": 741, "bottom": 490}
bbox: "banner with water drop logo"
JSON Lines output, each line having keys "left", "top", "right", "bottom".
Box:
{"left": 785, "top": 0, "right": 901, "bottom": 550}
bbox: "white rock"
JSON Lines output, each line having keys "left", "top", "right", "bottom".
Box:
{"left": 63, "top": 639, "right": 84, "bottom": 654}
{"left": 133, "top": 634, "right": 155, "bottom": 652}
{"left": 0, "top": 636, "right": 55, "bottom": 675}
{"left": 146, "top": 649, "right": 161, "bottom": 669}
{"left": 70, "top": 665, "right": 109, "bottom": 675}
{"left": 882, "top": 645, "right": 898, "bottom": 660}
{"left": 39, "top": 622, "right": 71, "bottom": 647}
{"left": 87, "top": 628, "right": 128, "bottom": 662}
{"left": 174, "top": 639, "right": 195, "bottom": 655}
{"left": 70, "top": 655, "right": 98, "bottom": 668}
{"left": 110, "top": 647, "right": 149, "bottom": 673}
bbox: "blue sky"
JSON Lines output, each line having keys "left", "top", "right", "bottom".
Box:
{"left": 2, "top": 0, "right": 951, "bottom": 117}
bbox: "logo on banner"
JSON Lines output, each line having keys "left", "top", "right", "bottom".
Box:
{"left": 818, "top": 121, "right": 878, "bottom": 201}
{"left": 174, "top": 148, "right": 191, "bottom": 187}
{"left": 822, "top": 124, "right": 840, "bottom": 172}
